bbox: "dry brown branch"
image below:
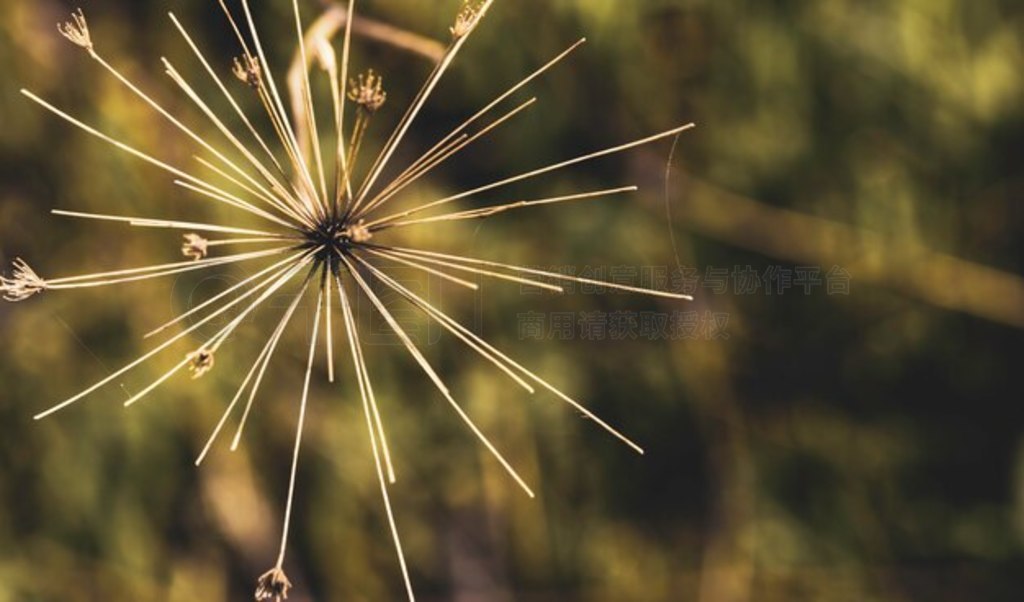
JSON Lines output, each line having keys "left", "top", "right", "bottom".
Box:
{"left": 652, "top": 162, "right": 1024, "bottom": 329}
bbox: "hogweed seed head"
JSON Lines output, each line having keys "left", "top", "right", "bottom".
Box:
{"left": 17, "top": 2, "right": 696, "bottom": 600}
{"left": 57, "top": 9, "right": 93, "bottom": 51}
{"left": 181, "top": 233, "right": 209, "bottom": 261}
{"left": 348, "top": 70, "right": 387, "bottom": 113}
{"left": 232, "top": 55, "right": 262, "bottom": 88}
{"left": 187, "top": 348, "right": 215, "bottom": 379}
{"left": 255, "top": 567, "right": 292, "bottom": 602}
{"left": 1, "top": 258, "right": 47, "bottom": 302}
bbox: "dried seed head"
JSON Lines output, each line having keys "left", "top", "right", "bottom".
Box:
{"left": 1, "top": 258, "right": 47, "bottom": 302}
{"left": 341, "top": 220, "right": 373, "bottom": 244}
{"left": 181, "top": 233, "right": 209, "bottom": 261}
{"left": 187, "top": 348, "right": 215, "bottom": 379}
{"left": 58, "top": 9, "right": 93, "bottom": 51}
{"left": 348, "top": 70, "right": 387, "bottom": 113}
{"left": 451, "top": 2, "right": 485, "bottom": 38}
{"left": 232, "top": 55, "right": 262, "bottom": 88}
{"left": 255, "top": 567, "right": 292, "bottom": 602}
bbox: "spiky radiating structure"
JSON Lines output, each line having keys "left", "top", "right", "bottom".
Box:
{"left": 4, "top": 1, "right": 694, "bottom": 599}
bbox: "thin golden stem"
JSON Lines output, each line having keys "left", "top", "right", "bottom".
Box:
{"left": 366, "top": 247, "right": 564, "bottom": 293}
{"left": 291, "top": 0, "right": 330, "bottom": 208}
{"left": 387, "top": 38, "right": 586, "bottom": 193}
{"left": 336, "top": 278, "right": 411, "bottom": 598}
{"left": 50, "top": 209, "right": 283, "bottom": 238}
{"left": 365, "top": 123, "right": 697, "bottom": 228}
{"left": 144, "top": 251, "right": 310, "bottom": 340}
{"left": 274, "top": 285, "right": 323, "bottom": 569}
{"left": 354, "top": 0, "right": 497, "bottom": 206}
{"left": 240, "top": 0, "right": 321, "bottom": 218}
{"left": 355, "top": 256, "right": 644, "bottom": 454}
{"left": 47, "top": 246, "right": 293, "bottom": 289}
{"left": 357, "top": 97, "right": 538, "bottom": 218}
{"left": 377, "top": 245, "right": 694, "bottom": 301}
{"left": 20, "top": 89, "right": 291, "bottom": 229}
{"left": 359, "top": 248, "right": 479, "bottom": 291}
{"left": 195, "top": 274, "right": 312, "bottom": 466}
{"left": 352, "top": 255, "right": 535, "bottom": 394}
{"left": 374, "top": 186, "right": 638, "bottom": 231}
{"left": 160, "top": 58, "right": 310, "bottom": 224}
{"left": 323, "top": 268, "right": 335, "bottom": 383}
{"left": 34, "top": 257, "right": 307, "bottom": 420}
{"left": 167, "top": 12, "right": 288, "bottom": 178}
{"left": 340, "top": 253, "right": 535, "bottom": 498}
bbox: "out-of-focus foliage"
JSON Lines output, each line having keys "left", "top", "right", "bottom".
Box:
{"left": 1, "top": 0, "right": 1021, "bottom": 600}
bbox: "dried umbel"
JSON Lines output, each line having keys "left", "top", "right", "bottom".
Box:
{"left": 348, "top": 69, "right": 387, "bottom": 113}
{"left": 10, "top": 1, "right": 694, "bottom": 600}
{"left": 451, "top": 1, "right": 486, "bottom": 39}
{"left": 1, "top": 258, "right": 47, "bottom": 302}
{"left": 255, "top": 567, "right": 292, "bottom": 601}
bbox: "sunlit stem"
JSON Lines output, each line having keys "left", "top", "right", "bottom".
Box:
{"left": 34, "top": 257, "right": 305, "bottom": 420}
{"left": 337, "top": 279, "right": 412, "bottom": 599}
{"left": 161, "top": 58, "right": 310, "bottom": 225}
{"left": 357, "top": 97, "right": 538, "bottom": 219}
{"left": 355, "top": 256, "right": 644, "bottom": 454}
{"left": 46, "top": 246, "right": 292, "bottom": 289}
{"left": 274, "top": 285, "right": 323, "bottom": 569}
{"left": 51, "top": 209, "right": 283, "bottom": 238}
{"left": 340, "top": 254, "right": 535, "bottom": 498}
{"left": 369, "top": 133, "right": 468, "bottom": 207}
{"left": 323, "top": 268, "right": 335, "bottom": 383}
{"left": 240, "top": 0, "right": 321, "bottom": 218}
{"left": 365, "top": 123, "right": 697, "bottom": 228}
{"left": 334, "top": 0, "right": 357, "bottom": 209}
{"left": 342, "top": 108, "right": 372, "bottom": 204}
{"left": 291, "top": 0, "right": 330, "bottom": 208}
{"left": 353, "top": 255, "right": 534, "bottom": 394}
{"left": 366, "top": 247, "right": 564, "bottom": 293}
{"left": 378, "top": 245, "right": 694, "bottom": 301}
{"left": 144, "top": 251, "right": 310, "bottom": 339}
{"left": 195, "top": 272, "right": 311, "bottom": 464}
{"left": 20, "top": 89, "right": 291, "bottom": 229}
{"left": 230, "top": 268, "right": 316, "bottom": 451}
{"left": 83, "top": 47, "right": 295, "bottom": 225}
{"left": 360, "top": 248, "right": 479, "bottom": 291}
{"left": 123, "top": 258, "right": 310, "bottom": 409}
{"left": 168, "top": 12, "right": 287, "bottom": 177}
{"left": 374, "top": 186, "right": 638, "bottom": 231}
{"left": 389, "top": 38, "right": 587, "bottom": 198}
{"left": 354, "top": 0, "right": 497, "bottom": 206}
{"left": 335, "top": 272, "right": 395, "bottom": 482}
{"left": 194, "top": 274, "right": 312, "bottom": 466}
{"left": 173, "top": 179, "right": 297, "bottom": 229}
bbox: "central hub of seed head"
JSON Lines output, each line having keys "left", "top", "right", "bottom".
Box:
{"left": 303, "top": 216, "right": 372, "bottom": 273}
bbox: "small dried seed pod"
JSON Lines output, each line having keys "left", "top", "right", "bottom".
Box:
{"left": 232, "top": 55, "right": 262, "bottom": 88}
{"left": 187, "top": 348, "right": 215, "bottom": 379}
{"left": 58, "top": 9, "right": 93, "bottom": 51}
{"left": 341, "top": 220, "right": 373, "bottom": 244}
{"left": 348, "top": 70, "right": 387, "bottom": 113}
{"left": 1, "top": 258, "right": 47, "bottom": 302}
{"left": 451, "top": 2, "right": 485, "bottom": 39}
{"left": 255, "top": 567, "right": 292, "bottom": 602}
{"left": 181, "top": 233, "right": 209, "bottom": 261}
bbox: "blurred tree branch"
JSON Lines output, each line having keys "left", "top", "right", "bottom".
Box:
{"left": 651, "top": 160, "right": 1024, "bottom": 329}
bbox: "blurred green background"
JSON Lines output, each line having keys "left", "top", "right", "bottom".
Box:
{"left": 1, "top": 0, "right": 1022, "bottom": 600}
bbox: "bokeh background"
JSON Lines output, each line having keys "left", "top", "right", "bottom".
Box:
{"left": 1, "top": 0, "right": 1022, "bottom": 600}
